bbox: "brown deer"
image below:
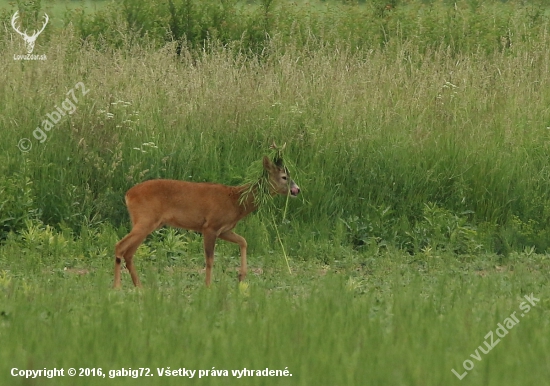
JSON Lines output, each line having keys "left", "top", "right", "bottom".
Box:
{"left": 114, "top": 155, "right": 300, "bottom": 288}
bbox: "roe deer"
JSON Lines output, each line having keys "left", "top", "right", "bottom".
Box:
{"left": 114, "top": 156, "right": 300, "bottom": 288}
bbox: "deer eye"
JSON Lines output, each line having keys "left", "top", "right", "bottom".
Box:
{"left": 282, "top": 176, "right": 288, "bottom": 180}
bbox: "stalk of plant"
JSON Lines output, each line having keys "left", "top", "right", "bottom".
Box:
{"left": 239, "top": 143, "right": 298, "bottom": 274}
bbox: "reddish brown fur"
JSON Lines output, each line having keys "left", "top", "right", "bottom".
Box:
{"left": 114, "top": 156, "right": 299, "bottom": 288}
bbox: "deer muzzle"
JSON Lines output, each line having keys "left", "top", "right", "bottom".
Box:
{"left": 290, "top": 182, "right": 300, "bottom": 197}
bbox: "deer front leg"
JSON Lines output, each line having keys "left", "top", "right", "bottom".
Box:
{"left": 219, "top": 230, "right": 248, "bottom": 282}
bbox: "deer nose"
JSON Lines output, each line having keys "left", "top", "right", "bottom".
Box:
{"left": 290, "top": 186, "right": 300, "bottom": 196}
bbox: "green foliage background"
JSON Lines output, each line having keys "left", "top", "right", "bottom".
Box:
{"left": 2, "top": 0, "right": 550, "bottom": 255}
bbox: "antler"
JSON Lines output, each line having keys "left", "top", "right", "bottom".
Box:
{"left": 269, "top": 141, "right": 287, "bottom": 151}
{"left": 32, "top": 13, "right": 49, "bottom": 38}
{"left": 10, "top": 11, "right": 26, "bottom": 37}
{"left": 269, "top": 141, "right": 287, "bottom": 168}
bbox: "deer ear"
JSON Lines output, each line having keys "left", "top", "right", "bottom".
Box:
{"left": 263, "top": 156, "right": 274, "bottom": 171}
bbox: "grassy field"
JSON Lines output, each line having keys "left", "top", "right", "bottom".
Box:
{"left": 1, "top": 0, "right": 550, "bottom": 384}
{"left": 1, "top": 229, "right": 549, "bottom": 385}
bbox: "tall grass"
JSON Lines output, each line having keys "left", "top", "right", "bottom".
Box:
{"left": 2, "top": 0, "right": 550, "bottom": 253}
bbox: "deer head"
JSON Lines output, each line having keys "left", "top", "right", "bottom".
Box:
{"left": 263, "top": 156, "right": 300, "bottom": 197}
{"left": 11, "top": 11, "right": 49, "bottom": 54}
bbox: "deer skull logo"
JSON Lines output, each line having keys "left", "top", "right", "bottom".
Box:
{"left": 11, "top": 11, "right": 49, "bottom": 54}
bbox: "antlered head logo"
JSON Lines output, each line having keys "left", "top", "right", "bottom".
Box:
{"left": 11, "top": 11, "right": 49, "bottom": 54}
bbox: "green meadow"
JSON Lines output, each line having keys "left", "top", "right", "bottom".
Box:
{"left": 1, "top": 0, "right": 550, "bottom": 384}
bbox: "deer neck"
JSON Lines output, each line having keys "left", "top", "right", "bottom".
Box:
{"left": 235, "top": 182, "right": 263, "bottom": 216}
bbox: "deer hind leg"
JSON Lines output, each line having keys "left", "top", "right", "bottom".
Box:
{"left": 219, "top": 230, "right": 248, "bottom": 282}
{"left": 114, "top": 223, "right": 158, "bottom": 288}
{"left": 203, "top": 230, "right": 218, "bottom": 287}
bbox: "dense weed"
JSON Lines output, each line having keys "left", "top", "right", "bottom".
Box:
{"left": 2, "top": 0, "right": 550, "bottom": 254}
